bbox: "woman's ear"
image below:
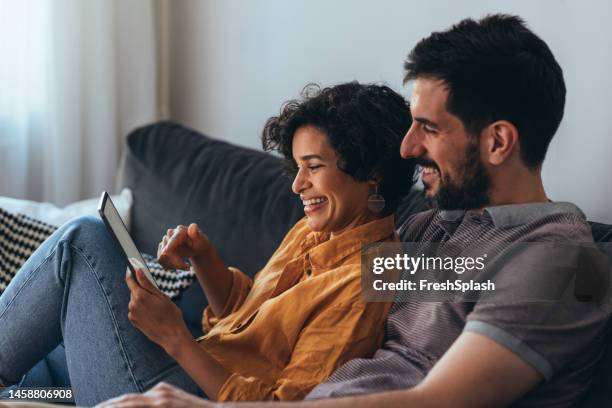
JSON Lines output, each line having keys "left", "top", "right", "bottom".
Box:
{"left": 482, "top": 120, "right": 519, "bottom": 166}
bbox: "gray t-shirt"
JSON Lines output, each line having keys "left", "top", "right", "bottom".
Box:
{"left": 307, "top": 202, "right": 610, "bottom": 407}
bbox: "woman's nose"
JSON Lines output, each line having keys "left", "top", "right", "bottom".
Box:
{"left": 292, "top": 169, "right": 309, "bottom": 194}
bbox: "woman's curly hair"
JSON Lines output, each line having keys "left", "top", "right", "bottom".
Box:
{"left": 261, "top": 82, "right": 416, "bottom": 216}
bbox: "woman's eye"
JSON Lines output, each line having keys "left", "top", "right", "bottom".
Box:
{"left": 308, "top": 165, "right": 322, "bottom": 171}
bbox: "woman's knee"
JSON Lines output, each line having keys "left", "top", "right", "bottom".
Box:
{"left": 61, "top": 215, "right": 106, "bottom": 236}
{"left": 57, "top": 215, "right": 115, "bottom": 249}
{"left": 55, "top": 216, "right": 130, "bottom": 297}
{"left": 57, "top": 215, "right": 125, "bottom": 268}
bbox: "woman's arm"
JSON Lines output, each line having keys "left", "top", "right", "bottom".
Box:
{"left": 126, "top": 267, "right": 231, "bottom": 399}
{"left": 125, "top": 262, "right": 387, "bottom": 402}
{"left": 214, "top": 301, "right": 389, "bottom": 401}
{"left": 157, "top": 223, "right": 233, "bottom": 315}
{"left": 167, "top": 335, "right": 232, "bottom": 400}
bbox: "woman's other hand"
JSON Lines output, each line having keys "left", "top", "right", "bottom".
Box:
{"left": 126, "top": 263, "right": 192, "bottom": 356}
{"left": 96, "top": 382, "right": 217, "bottom": 408}
{"left": 157, "top": 223, "right": 210, "bottom": 270}
{"left": 157, "top": 223, "right": 235, "bottom": 319}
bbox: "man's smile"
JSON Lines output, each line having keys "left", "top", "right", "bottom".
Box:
{"left": 420, "top": 165, "right": 440, "bottom": 185}
{"left": 417, "top": 163, "right": 441, "bottom": 190}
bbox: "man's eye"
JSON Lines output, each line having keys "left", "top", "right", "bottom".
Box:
{"left": 308, "top": 165, "right": 322, "bottom": 171}
{"left": 422, "top": 123, "right": 436, "bottom": 134}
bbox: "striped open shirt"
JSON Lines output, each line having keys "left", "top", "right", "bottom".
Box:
{"left": 307, "top": 202, "right": 610, "bottom": 407}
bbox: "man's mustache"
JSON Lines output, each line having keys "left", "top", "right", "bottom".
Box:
{"left": 414, "top": 157, "right": 439, "bottom": 172}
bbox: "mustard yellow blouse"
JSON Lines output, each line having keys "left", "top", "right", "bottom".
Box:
{"left": 199, "top": 216, "right": 396, "bottom": 401}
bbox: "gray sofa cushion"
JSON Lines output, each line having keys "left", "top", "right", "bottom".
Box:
{"left": 118, "top": 121, "right": 304, "bottom": 274}
{"left": 117, "top": 121, "right": 304, "bottom": 331}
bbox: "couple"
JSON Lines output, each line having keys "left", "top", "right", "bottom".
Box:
{"left": 1, "top": 14, "right": 609, "bottom": 408}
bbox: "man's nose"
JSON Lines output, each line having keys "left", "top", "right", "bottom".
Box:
{"left": 400, "top": 124, "right": 425, "bottom": 159}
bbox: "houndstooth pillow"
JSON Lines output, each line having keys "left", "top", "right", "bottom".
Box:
{"left": 0, "top": 207, "right": 195, "bottom": 300}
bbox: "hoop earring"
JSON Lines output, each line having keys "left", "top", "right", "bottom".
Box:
{"left": 367, "top": 184, "right": 385, "bottom": 213}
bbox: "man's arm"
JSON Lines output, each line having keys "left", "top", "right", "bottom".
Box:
{"left": 404, "top": 331, "right": 541, "bottom": 408}
{"left": 279, "top": 332, "right": 540, "bottom": 408}
{"left": 99, "top": 331, "right": 541, "bottom": 408}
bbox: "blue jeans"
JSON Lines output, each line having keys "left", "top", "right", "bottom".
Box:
{"left": 0, "top": 216, "right": 202, "bottom": 406}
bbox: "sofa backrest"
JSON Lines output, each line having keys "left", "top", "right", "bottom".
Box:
{"left": 119, "top": 121, "right": 302, "bottom": 272}
{"left": 119, "top": 121, "right": 427, "bottom": 265}
{"left": 117, "top": 121, "right": 426, "bottom": 328}
{"left": 580, "top": 222, "right": 612, "bottom": 407}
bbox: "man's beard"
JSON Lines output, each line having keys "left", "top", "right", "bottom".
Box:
{"left": 429, "top": 140, "right": 492, "bottom": 210}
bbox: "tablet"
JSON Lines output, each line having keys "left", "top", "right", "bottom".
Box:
{"left": 98, "top": 191, "right": 159, "bottom": 289}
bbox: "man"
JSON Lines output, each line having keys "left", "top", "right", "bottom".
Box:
{"left": 99, "top": 14, "right": 609, "bottom": 408}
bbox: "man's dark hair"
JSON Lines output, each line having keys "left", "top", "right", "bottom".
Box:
{"left": 404, "top": 14, "right": 566, "bottom": 168}
{"left": 262, "top": 82, "right": 415, "bottom": 216}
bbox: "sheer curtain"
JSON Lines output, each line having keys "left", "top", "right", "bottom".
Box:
{"left": 0, "top": 0, "right": 162, "bottom": 206}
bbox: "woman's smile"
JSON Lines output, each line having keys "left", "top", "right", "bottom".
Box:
{"left": 302, "top": 196, "right": 328, "bottom": 215}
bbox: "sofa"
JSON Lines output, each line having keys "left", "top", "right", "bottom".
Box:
{"left": 15, "top": 121, "right": 612, "bottom": 406}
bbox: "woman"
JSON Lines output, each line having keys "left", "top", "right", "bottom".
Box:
{"left": 0, "top": 82, "right": 415, "bottom": 405}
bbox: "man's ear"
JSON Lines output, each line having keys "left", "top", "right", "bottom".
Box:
{"left": 482, "top": 120, "right": 519, "bottom": 166}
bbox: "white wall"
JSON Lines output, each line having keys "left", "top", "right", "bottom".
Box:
{"left": 166, "top": 0, "right": 612, "bottom": 223}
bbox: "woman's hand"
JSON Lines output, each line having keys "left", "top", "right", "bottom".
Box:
{"left": 156, "top": 223, "right": 234, "bottom": 319}
{"left": 157, "top": 224, "right": 232, "bottom": 315}
{"left": 126, "top": 261, "right": 192, "bottom": 356}
{"left": 96, "top": 382, "right": 217, "bottom": 408}
{"left": 157, "top": 224, "right": 211, "bottom": 270}
{"left": 126, "top": 261, "right": 232, "bottom": 400}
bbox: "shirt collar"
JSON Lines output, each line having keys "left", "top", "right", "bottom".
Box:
{"left": 483, "top": 201, "right": 586, "bottom": 228}
{"left": 439, "top": 209, "right": 466, "bottom": 222}
{"left": 439, "top": 201, "right": 586, "bottom": 229}
{"left": 303, "top": 215, "right": 396, "bottom": 271}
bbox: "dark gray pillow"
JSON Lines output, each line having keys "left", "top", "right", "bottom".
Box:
{"left": 117, "top": 122, "right": 304, "bottom": 331}
{"left": 118, "top": 121, "right": 304, "bottom": 275}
